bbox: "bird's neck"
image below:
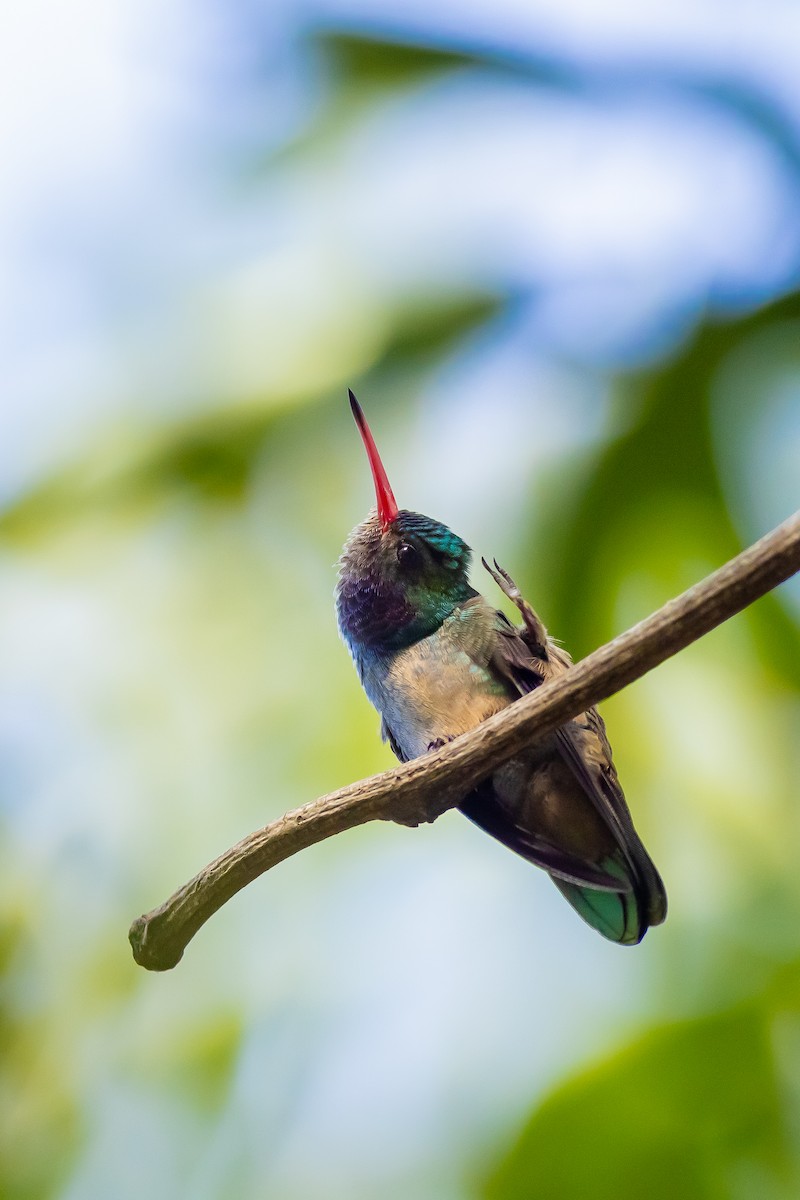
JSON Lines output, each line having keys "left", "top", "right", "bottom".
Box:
{"left": 337, "top": 573, "right": 476, "bottom": 655}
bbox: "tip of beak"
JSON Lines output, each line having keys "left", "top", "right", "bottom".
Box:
{"left": 347, "top": 388, "right": 399, "bottom": 529}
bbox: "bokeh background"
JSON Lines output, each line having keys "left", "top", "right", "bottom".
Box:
{"left": 2, "top": 2, "right": 800, "bottom": 1198}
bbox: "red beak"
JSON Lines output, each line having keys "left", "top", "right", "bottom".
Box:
{"left": 349, "top": 389, "right": 399, "bottom": 529}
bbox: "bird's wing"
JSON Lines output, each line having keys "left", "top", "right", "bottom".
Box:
{"left": 381, "top": 717, "right": 409, "bottom": 763}
{"left": 490, "top": 613, "right": 635, "bottom": 840}
{"left": 486, "top": 601, "right": 667, "bottom": 935}
{"left": 382, "top": 691, "right": 623, "bottom": 890}
{"left": 459, "top": 780, "right": 631, "bottom": 890}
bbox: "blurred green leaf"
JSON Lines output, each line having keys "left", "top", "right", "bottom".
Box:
{"left": 374, "top": 291, "right": 505, "bottom": 372}
{"left": 0, "top": 983, "right": 82, "bottom": 1200}
{"left": 271, "top": 31, "right": 575, "bottom": 170}
{"left": 320, "top": 32, "right": 478, "bottom": 90}
{"left": 484, "top": 1005, "right": 790, "bottom": 1200}
{"left": 0, "top": 291, "right": 503, "bottom": 544}
{"left": 527, "top": 292, "right": 800, "bottom": 687}
{"left": 0, "top": 407, "right": 280, "bottom": 543}
{"left": 130, "top": 1011, "right": 244, "bottom": 1116}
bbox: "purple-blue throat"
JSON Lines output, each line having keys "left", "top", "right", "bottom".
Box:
{"left": 337, "top": 510, "right": 475, "bottom": 651}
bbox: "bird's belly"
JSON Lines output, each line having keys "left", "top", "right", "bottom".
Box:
{"left": 372, "top": 636, "right": 510, "bottom": 760}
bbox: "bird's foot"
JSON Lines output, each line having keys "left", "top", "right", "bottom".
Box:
{"left": 481, "top": 556, "right": 548, "bottom": 650}
{"left": 393, "top": 736, "right": 456, "bottom": 827}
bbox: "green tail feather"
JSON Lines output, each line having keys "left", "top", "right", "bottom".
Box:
{"left": 552, "top": 856, "right": 651, "bottom": 945}
{"left": 552, "top": 879, "right": 643, "bottom": 945}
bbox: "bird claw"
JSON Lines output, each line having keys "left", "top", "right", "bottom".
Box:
{"left": 482, "top": 555, "right": 523, "bottom": 600}
{"left": 391, "top": 737, "right": 456, "bottom": 827}
{"left": 482, "top": 556, "right": 549, "bottom": 649}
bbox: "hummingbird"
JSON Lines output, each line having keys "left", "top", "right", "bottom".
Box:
{"left": 336, "top": 391, "right": 667, "bottom": 944}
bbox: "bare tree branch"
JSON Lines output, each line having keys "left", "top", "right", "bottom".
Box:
{"left": 130, "top": 511, "right": 800, "bottom": 971}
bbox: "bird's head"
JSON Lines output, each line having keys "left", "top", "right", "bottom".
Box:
{"left": 336, "top": 391, "right": 474, "bottom": 651}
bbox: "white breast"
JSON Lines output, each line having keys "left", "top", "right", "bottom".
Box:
{"left": 360, "top": 600, "right": 510, "bottom": 760}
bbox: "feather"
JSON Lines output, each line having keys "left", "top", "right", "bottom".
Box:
{"left": 484, "top": 594, "right": 667, "bottom": 943}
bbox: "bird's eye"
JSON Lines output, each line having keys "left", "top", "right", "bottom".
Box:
{"left": 397, "top": 542, "right": 418, "bottom": 567}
